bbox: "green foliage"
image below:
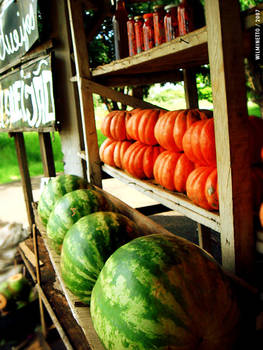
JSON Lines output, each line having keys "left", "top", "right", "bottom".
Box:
{"left": 0, "top": 133, "right": 64, "bottom": 184}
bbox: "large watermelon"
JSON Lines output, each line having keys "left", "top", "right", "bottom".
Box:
{"left": 90, "top": 234, "right": 244, "bottom": 350}
{"left": 38, "top": 174, "right": 91, "bottom": 226}
{"left": 61, "top": 211, "right": 139, "bottom": 304}
{"left": 47, "top": 189, "right": 115, "bottom": 253}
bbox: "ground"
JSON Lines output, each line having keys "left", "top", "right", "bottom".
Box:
{"left": 0, "top": 176, "right": 198, "bottom": 241}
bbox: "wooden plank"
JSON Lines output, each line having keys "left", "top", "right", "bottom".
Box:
{"left": 92, "top": 27, "right": 208, "bottom": 77}
{"left": 93, "top": 70, "right": 183, "bottom": 88}
{"left": 38, "top": 133, "right": 56, "bottom": 178}
{"left": 36, "top": 284, "right": 74, "bottom": 350}
{"left": 102, "top": 164, "right": 220, "bottom": 232}
{"left": 205, "top": 0, "right": 254, "bottom": 279}
{"left": 19, "top": 242, "right": 44, "bottom": 267}
{"left": 82, "top": 79, "right": 167, "bottom": 110}
{"left": 33, "top": 212, "right": 105, "bottom": 350}
{"left": 67, "top": 0, "right": 102, "bottom": 187}
{"left": 51, "top": 0, "right": 86, "bottom": 179}
{"left": 12, "top": 133, "right": 34, "bottom": 228}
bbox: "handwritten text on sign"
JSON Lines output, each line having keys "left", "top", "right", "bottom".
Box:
{"left": 0, "top": 0, "right": 39, "bottom": 70}
{"left": 0, "top": 54, "right": 56, "bottom": 132}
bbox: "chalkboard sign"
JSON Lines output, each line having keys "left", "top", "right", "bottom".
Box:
{"left": 0, "top": 54, "right": 56, "bottom": 132}
{"left": 0, "top": 0, "right": 39, "bottom": 70}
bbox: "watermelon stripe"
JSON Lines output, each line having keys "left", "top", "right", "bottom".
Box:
{"left": 90, "top": 235, "right": 205, "bottom": 349}
{"left": 60, "top": 212, "right": 139, "bottom": 305}
{"left": 38, "top": 174, "right": 89, "bottom": 226}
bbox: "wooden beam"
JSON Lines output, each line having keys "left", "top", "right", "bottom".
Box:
{"left": 12, "top": 133, "right": 34, "bottom": 228}
{"left": 67, "top": 0, "right": 102, "bottom": 187}
{"left": 183, "top": 68, "right": 199, "bottom": 109}
{"left": 82, "top": 78, "right": 167, "bottom": 110}
{"left": 93, "top": 70, "right": 183, "bottom": 87}
{"left": 51, "top": 0, "right": 87, "bottom": 179}
{"left": 205, "top": 0, "right": 254, "bottom": 279}
{"left": 38, "top": 133, "right": 56, "bottom": 178}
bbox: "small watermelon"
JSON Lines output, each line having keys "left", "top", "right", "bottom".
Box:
{"left": 38, "top": 174, "right": 91, "bottom": 226}
{"left": 61, "top": 211, "right": 139, "bottom": 304}
{"left": 46, "top": 189, "right": 115, "bottom": 253}
{"left": 91, "top": 234, "right": 243, "bottom": 350}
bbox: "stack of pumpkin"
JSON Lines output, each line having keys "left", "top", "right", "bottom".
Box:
{"left": 100, "top": 108, "right": 263, "bottom": 212}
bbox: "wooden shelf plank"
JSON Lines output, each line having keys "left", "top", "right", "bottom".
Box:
{"left": 101, "top": 164, "right": 220, "bottom": 232}
{"left": 91, "top": 27, "right": 208, "bottom": 78}
{"left": 33, "top": 210, "right": 105, "bottom": 350}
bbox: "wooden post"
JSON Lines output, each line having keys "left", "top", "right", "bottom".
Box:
{"left": 183, "top": 68, "right": 214, "bottom": 254}
{"left": 205, "top": 0, "right": 254, "bottom": 279}
{"left": 38, "top": 132, "right": 56, "bottom": 178}
{"left": 67, "top": 0, "right": 105, "bottom": 187}
{"left": 32, "top": 224, "right": 47, "bottom": 338}
{"left": 12, "top": 132, "right": 34, "bottom": 228}
{"left": 183, "top": 68, "right": 199, "bottom": 109}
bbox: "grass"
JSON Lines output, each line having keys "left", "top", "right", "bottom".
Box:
{"left": 0, "top": 91, "right": 261, "bottom": 185}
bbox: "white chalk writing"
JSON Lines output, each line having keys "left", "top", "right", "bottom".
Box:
{"left": 0, "top": 57, "right": 56, "bottom": 130}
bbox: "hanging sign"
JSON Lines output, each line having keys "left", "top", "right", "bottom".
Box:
{"left": 0, "top": 54, "right": 56, "bottom": 132}
{"left": 0, "top": 0, "right": 39, "bottom": 70}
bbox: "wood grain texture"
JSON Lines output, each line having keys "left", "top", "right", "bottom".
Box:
{"left": 101, "top": 164, "right": 220, "bottom": 232}
{"left": 13, "top": 133, "right": 34, "bottom": 228}
{"left": 92, "top": 27, "right": 208, "bottom": 77}
{"left": 67, "top": 0, "right": 102, "bottom": 187}
{"left": 83, "top": 79, "right": 167, "bottom": 110}
{"left": 205, "top": 0, "right": 254, "bottom": 279}
{"left": 38, "top": 133, "right": 56, "bottom": 178}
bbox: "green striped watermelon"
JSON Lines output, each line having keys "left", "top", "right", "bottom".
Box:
{"left": 38, "top": 174, "right": 91, "bottom": 226}
{"left": 46, "top": 189, "right": 115, "bottom": 253}
{"left": 91, "top": 234, "right": 242, "bottom": 350}
{"left": 61, "top": 211, "right": 139, "bottom": 304}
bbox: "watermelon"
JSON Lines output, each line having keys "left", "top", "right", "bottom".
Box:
{"left": 46, "top": 189, "right": 115, "bottom": 253}
{"left": 61, "top": 211, "right": 139, "bottom": 304}
{"left": 91, "top": 234, "right": 243, "bottom": 350}
{"left": 38, "top": 174, "right": 91, "bottom": 226}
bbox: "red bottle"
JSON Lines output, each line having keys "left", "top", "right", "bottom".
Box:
{"left": 177, "top": 0, "right": 194, "bottom": 36}
{"left": 134, "top": 15, "right": 144, "bottom": 53}
{"left": 143, "top": 13, "right": 154, "bottom": 51}
{"left": 153, "top": 5, "right": 165, "bottom": 46}
{"left": 127, "top": 15, "right": 137, "bottom": 56}
{"left": 164, "top": 4, "right": 178, "bottom": 41}
{"left": 177, "top": 0, "right": 205, "bottom": 36}
{"left": 112, "top": 0, "right": 129, "bottom": 59}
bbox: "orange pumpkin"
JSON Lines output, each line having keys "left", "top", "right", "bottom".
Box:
{"left": 186, "top": 166, "right": 218, "bottom": 210}
{"left": 99, "top": 138, "right": 133, "bottom": 168}
{"left": 101, "top": 110, "right": 130, "bottom": 141}
{"left": 205, "top": 168, "right": 219, "bottom": 210}
{"left": 122, "top": 141, "right": 164, "bottom": 179}
{"left": 153, "top": 151, "right": 195, "bottom": 192}
{"left": 182, "top": 118, "right": 217, "bottom": 166}
{"left": 260, "top": 203, "right": 263, "bottom": 228}
{"left": 173, "top": 109, "right": 207, "bottom": 150}
{"left": 126, "top": 109, "right": 162, "bottom": 145}
{"left": 154, "top": 111, "right": 181, "bottom": 151}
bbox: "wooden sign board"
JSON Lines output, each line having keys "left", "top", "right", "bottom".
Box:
{"left": 0, "top": 54, "right": 56, "bottom": 132}
{"left": 0, "top": 0, "right": 39, "bottom": 71}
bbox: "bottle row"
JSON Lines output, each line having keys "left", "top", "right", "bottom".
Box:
{"left": 112, "top": 1, "right": 205, "bottom": 60}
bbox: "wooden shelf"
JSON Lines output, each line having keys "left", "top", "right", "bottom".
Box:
{"left": 92, "top": 27, "right": 208, "bottom": 79}
{"left": 101, "top": 164, "right": 220, "bottom": 232}
{"left": 33, "top": 207, "right": 105, "bottom": 350}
